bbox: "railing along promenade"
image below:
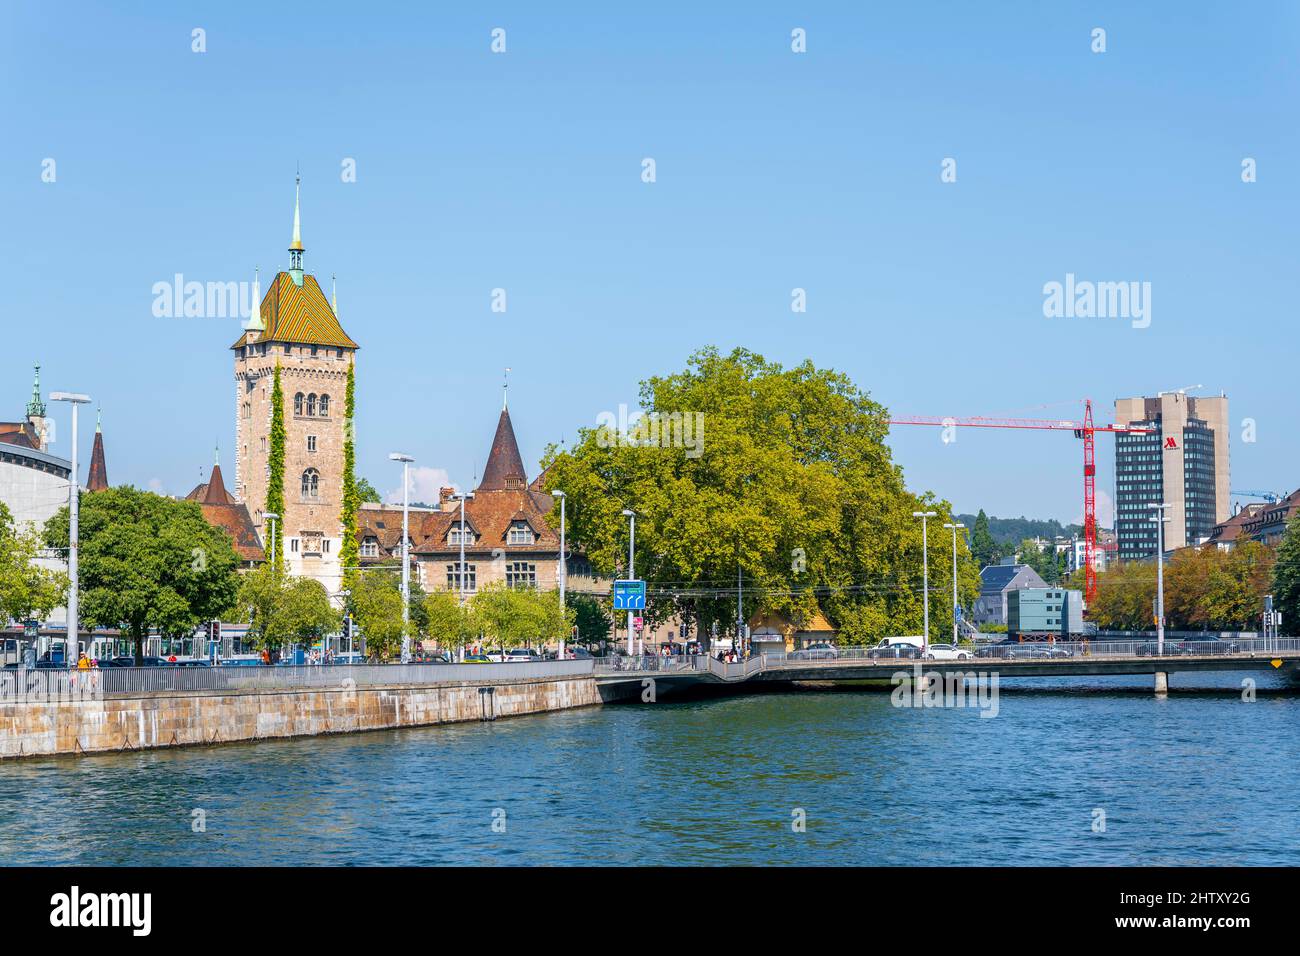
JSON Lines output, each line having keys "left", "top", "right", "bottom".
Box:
{"left": 0, "top": 660, "right": 595, "bottom": 702}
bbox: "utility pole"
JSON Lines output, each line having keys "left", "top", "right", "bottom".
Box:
{"left": 913, "top": 510, "right": 937, "bottom": 653}
{"left": 1149, "top": 502, "right": 1170, "bottom": 656}
{"left": 622, "top": 509, "right": 635, "bottom": 655}
{"left": 51, "top": 392, "right": 90, "bottom": 666}
{"left": 390, "top": 453, "right": 414, "bottom": 663}
{"left": 555, "top": 490, "right": 566, "bottom": 659}
{"left": 943, "top": 521, "right": 965, "bottom": 644}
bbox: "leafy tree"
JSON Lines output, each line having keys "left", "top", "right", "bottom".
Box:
{"left": 538, "top": 347, "right": 980, "bottom": 646}
{"left": 470, "top": 584, "right": 571, "bottom": 655}
{"left": 969, "top": 510, "right": 997, "bottom": 568}
{"left": 567, "top": 592, "right": 612, "bottom": 645}
{"left": 351, "top": 571, "right": 405, "bottom": 660}
{"left": 423, "top": 588, "right": 476, "bottom": 652}
{"left": 235, "top": 565, "right": 338, "bottom": 655}
{"left": 340, "top": 362, "right": 360, "bottom": 594}
{"left": 407, "top": 580, "right": 429, "bottom": 637}
{"left": 266, "top": 364, "right": 286, "bottom": 574}
{"left": 0, "top": 502, "right": 68, "bottom": 625}
{"left": 44, "top": 487, "right": 241, "bottom": 664}
{"left": 356, "top": 477, "right": 382, "bottom": 504}
{"left": 1090, "top": 560, "right": 1156, "bottom": 631}
{"left": 1273, "top": 512, "right": 1300, "bottom": 635}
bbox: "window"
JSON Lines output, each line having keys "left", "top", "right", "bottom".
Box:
{"left": 307, "top": 393, "right": 317, "bottom": 416}
{"left": 506, "top": 561, "right": 537, "bottom": 588}
{"left": 260, "top": 437, "right": 267, "bottom": 453}
{"left": 294, "top": 393, "right": 304, "bottom": 415}
{"left": 360, "top": 538, "right": 379, "bottom": 558}
{"left": 319, "top": 394, "right": 330, "bottom": 417}
{"left": 307, "top": 435, "right": 317, "bottom": 453}
{"left": 290, "top": 538, "right": 299, "bottom": 553}
{"left": 508, "top": 522, "right": 535, "bottom": 545}
{"left": 301, "top": 468, "right": 320, "bottom": 499}
{"left": 449, "top": 523, "right": 474, "bottom": 545}
{"left": 446, "top": 562, "right": 477, "bottom": 592}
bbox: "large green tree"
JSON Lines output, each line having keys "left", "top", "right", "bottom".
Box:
{"left": 423, "top": 588, "right": 477, "bottom": 653}
{"left": 0, "top": 502, "right": 68, "bottom": 625}
{"left": 969, "top": 510, "right": 998, "bottom": 568}
{"left": 234, "top": 565, "right": 338, "bottom": 656}
{"left": 566, "top": 592, "right": 612, "bottom": 645}
{"left": 538, "top": 347, "right": 979, "bottom": 645}
{"left": 1273, "top": 512, "right": 1300, "bottom": 635}
{"left": 470, "top": 583, "right": 571, "bottom": 656}
{"left": 266, "top": 364, "right": 286, "bottom": 573}
{"left": 44, "top": 487, "right": 241, "bottom": 664}
{"left": 351, "top": 571, "right": 405, "bottom": 661}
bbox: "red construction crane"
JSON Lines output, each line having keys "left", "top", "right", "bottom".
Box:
{"left": 889, "top": 399, "right": 1156, "bottom": 604}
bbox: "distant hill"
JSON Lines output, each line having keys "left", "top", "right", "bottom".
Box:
{"left": 956, "top": 514, "right": 1084, "bottom": 546}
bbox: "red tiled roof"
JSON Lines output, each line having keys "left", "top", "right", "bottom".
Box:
{"left": 478, "top": 408, "right": 527, "bottom": 491}
{"left": 0, "top": 422, "right": 39, "bottom": 449}
{"left": 230, "top": 272, "right": 357, "bottom": 350}
{"left": 185, "top": 469, "right": 263, "bottom": 562}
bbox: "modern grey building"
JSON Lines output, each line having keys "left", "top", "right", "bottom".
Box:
{"left": 1007, "top": 588, "right": 1084, "bottom": 638}
{"left": 973, "top": 562, "right": 1048, "bottom": 626}
{"left": 1114, "top": 392, "right": 1229, "bottom": 561}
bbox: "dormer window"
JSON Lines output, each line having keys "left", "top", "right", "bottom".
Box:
{"left": 360, "top": 538, "right": 379, "bottom": 558}
{"left": 508, "top": 521, "right": 535, "bottom": 545}
{"left": 448, "top": 523, "right": 475, "bottom": 545}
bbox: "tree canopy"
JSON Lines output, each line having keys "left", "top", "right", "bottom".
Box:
{"left": 0, "top": 502, "right": 68, "bottom": 625}
{"left": 538, "top": 347, "right": 979, "bottom": 645}
{"left": 44, "top": 487, "right": 241, "bottom": 663}
{"left": 234, "top": 565, "right": 338, "bottom": 654}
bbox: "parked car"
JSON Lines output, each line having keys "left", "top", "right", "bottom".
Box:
{"left": 109, "top": 656, "right": 170, "bottom": 667}
{"left": 505, "top": 648, "right": 541, "bottom": 662}
{"left": 923, "top": 643, "right": 971, "bottom": 661}
{"left": 1008, "top": 643, "right": 1074, "bottom": 660}
{"left": 461, "top": 654, "right": 491, "bottom": 664}
{"left": 868, "top": 643, "right": 921, "bottom": 660}
{"left": 789, "top": 642, "right": 838, "bottom": 661}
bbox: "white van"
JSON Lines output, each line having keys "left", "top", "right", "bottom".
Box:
{"left": 875, "top": 635, "right": 925, "bottom": 649}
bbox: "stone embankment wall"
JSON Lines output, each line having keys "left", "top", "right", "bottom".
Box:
{"left": 0, "top": 676, "right": 601, "bottom": 760}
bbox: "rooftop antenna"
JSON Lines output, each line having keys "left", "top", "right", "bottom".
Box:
{"left": 503, "top": 367, "right": 511, "bottom": 411}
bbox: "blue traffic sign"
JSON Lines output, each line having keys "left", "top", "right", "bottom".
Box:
{"left": 613, "top": 579, "right": 646, "bottom": 610}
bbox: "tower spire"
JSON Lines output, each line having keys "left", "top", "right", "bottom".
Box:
{"left": 288, "top": 169, "right": 305, "bottom": 284}
{"left": 246, "top": 267, "right": 264, "bottom": 332}
{"left": 26, "top": 363, "right": 45, "bottom": 418}
{"left": 332, "top": 273, "right": 337, "bottom": 314}
{"left": 503, "top": 367, "right": 511, "bottom": 411}
{"left": 95, "top": 404, "right": 102, "bottom": 434}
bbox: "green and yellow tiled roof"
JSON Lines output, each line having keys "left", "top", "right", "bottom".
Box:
{"left": 231, "top": 272, "right": 358, "bottom": 350}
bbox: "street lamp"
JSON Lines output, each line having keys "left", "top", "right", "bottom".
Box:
{"left": 1149, "top": 502, "right": 1171, "bottom": 655}
{"left": 622, "top": 509, "right": 636, "bottom": 655}
{"left": 390, "top": 452, "right": 414, "bottom": 663}
{"left": 554, "top": 490, "right": 567, "bottom": 660}
{"left": 913, "top": 511, "right": 938, "bottom": 652}
{"left": 51, "top": 392, "right": 90, "bottom": 667}
{"left": 942, "top": 522, "right": 965, "bottom": 645}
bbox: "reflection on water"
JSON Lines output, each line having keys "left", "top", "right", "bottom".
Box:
{"left": 1, "top": 671, "right": 1297, "bottom": 865}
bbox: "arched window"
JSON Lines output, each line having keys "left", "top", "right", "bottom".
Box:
{"left": 307, "top": 393, "right": 317, "bottom": 416}
{"left": 294, "top": 392, "right": 304, "bottom": 416}
{"left": 319, "top": 394, "right": 330, "bottom": 417}
{"left": 301, "top": 468, "right": 320, "bottom": 499}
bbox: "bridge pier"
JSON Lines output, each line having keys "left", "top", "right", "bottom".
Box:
{"left": 1154, "top": 671, "right": 1168, "bottom": 696}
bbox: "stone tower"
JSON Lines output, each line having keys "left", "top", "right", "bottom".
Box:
{"left": 230, "top": 176, "right": 358, "bottom": 595}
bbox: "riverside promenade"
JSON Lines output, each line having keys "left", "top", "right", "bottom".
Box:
{"left": 0, "top": 661, "right": 599, "bottom": 760}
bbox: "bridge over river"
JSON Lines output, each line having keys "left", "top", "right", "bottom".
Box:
{"left": 592, "top": 639, "right": 1300, "bottom": 697}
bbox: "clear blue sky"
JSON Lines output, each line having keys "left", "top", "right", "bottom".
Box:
{"left": 3, "top": 2, "right": 1297, "bottom": 523}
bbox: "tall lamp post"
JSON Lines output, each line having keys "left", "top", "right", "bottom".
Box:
{"left": 942, "top": 521, "right": 965, "bottom": 645}
{"left": 51, "top": 392, "right": 91, "bottom": 667}
{"left": 554, "top": 490, "right": 567, "bottom": 659}
{"left": 390, "top": 453, "right": 414, "bottom": 663}
{"left": 1149, "top": 502, "right": 1170, "bottom": 656}
{"left": 913, "top": 510, "right": 937, "bottom": 653}
{"left": 452, "top": 490, "right": 474, "bottom": 659}
{"left": 622, "top": 509, "right": 636, "bottom": 655}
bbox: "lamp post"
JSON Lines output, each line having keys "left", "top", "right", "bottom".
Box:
{"left": 943, "top": 521, "right": 965, "bottom": 645}
{"left": 390, "top": 453, "right": 414, "bottom": 663}
{"left": 1149, "top": 502, "right": 1170, "bottom": 655}
{"left": 554, "top": 490, "right": 567, "bottom": 660}
{"left": 913, "top": 510, "right": 937, "bottom": 653}
{"left": 51, "top": 392, "right": 90, "bottom": 667}
{"left": 622, "top": 509, "right": 635, "bottom": 655}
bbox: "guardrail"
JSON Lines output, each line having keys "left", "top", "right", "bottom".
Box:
{"left": 0, "top": 660, "right": 595, "bottom": 702}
